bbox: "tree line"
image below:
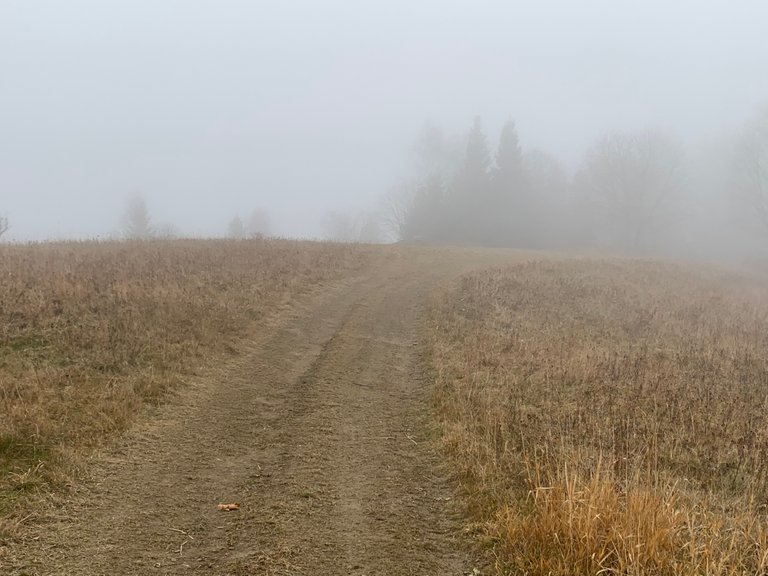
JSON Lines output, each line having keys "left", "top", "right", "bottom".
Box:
{"left": 3, "top": 104, "right": 767, "bottom": 252}
{"left": 387, "top": 105, "right": 768, "bottom": 257}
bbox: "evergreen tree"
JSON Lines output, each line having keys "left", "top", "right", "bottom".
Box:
{"left": 122, "top": 195, "right": 153, "bottom": 239}
{"left": 464, "top": 116, "right": 492, "bottom": 181}
{"left": 451, "top": 116, "right": 492, "bottom": 244}
{"left": 402, "top": 174, "right": 448, "bottom": 243}
{"left": 228, "top": 216, "right": 246, "bottom": 239}
{"left": 396, "top": 123, "right": 458, "bottom": 244}
{"left": 489, "top": 120, "right": 525, "bottom": 245}
{"left": 495, "top": 120, "right": 523, "bottom": 177}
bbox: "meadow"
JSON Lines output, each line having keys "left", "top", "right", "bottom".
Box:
{"left": 0, "top": 238, "right": 371, "bottom": 538}
{"left": 5, "top": 241, "right": 768, "bottom": 575}
{"left": 429, "top": 259, "right": 768, "bottom": 575}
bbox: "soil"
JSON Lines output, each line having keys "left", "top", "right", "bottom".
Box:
{"left": 5, "top": 248, "right": 512, "bottom": 575}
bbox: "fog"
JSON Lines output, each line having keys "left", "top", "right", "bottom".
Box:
{"left": 2, "top": 1, "right": 768, "bottom": 252}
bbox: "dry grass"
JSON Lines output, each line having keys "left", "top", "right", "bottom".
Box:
{"left": 0, "top": 238, "right": 371, "bottom": 537}
{"left": 428, "top": 259, "right": 768, "bottom": 575}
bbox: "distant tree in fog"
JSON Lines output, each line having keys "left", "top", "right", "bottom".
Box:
{"left": 521, "top": 149, "right": 569, "bottom": 247}
{"left": 734, "top": 105, "right": 768, "bottom": 234}
{"left": 121, "top": 195, "right": 154, "bottom": 239}
{"left": 413, "top": 121, "right": 458, "bottom": 180}
{"left": 247, "top": 208, "right": 271, "bottom": 238}
{"left": 322, "top": 210, "right": 382, "bottom": 243}
{"left": 389, "top": 122, "right": 458, "bottom": 243}
{"left": 490, "top": 120, "right": 526, "bottom": 246}
{"left": 576, "top": 130, "right": 685, "bottom": 250}
{"left": 228, "top": 216, "right": 246, "bottom": 239}
{"left": 463, "top": 116, "right": 493, "bottom": 183}
{"left": 523, "top": 150, "right": 567, "bottom": 203}
{"left": 495, "top": 120, "right": 524, "bottom": 177}
{"left": 358, "top": 212, "right": 383, "bottom": 243}
{"left": 399, "top": 175, "right": 448, "bottom": 243}
{"left": 450, "top": 116, "right": 493, "bottom": 244}
{"left": 322, "top": 211, "right": 356, "bottom": 242}
{"left": 0, "top": 214, "right": 9, "bottom": 239}
{"left": 383, "top": 182, "right": 410, "bottom": 240}
{"left": 155, "top": 222, "right": 179, "bottom": 239}
{"left": 391, "top": 117, "right": 571, "bottom": 248}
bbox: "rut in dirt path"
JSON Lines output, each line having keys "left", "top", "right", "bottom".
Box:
{"left": 8, "top": 251, "right": 500, "bottom": 576}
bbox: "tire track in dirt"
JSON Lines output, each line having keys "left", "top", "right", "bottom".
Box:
{"left": 7, "top": 248, "right": 510, "bottom": 575}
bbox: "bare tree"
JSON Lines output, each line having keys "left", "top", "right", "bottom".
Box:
{"left": 577, "top": 130, "right": 685, "bottom": 250}
{"left": 121, "top": 195, "right": 153, "bottom": 239}
{"left": 734, "top": 105, "right": 768, "bottom": 234}
{"left": 382, "top": 182, "right": 412, "bottom": 241}
{"left": 0, "top": 215, "right": 9, "bottom": 240}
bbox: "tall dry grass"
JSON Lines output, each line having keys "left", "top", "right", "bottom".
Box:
{"left": 429, "top": 259, "right": 768, "bottom": 575}
{"left": 0, "top": 238, "right": 371, "bottom": 536}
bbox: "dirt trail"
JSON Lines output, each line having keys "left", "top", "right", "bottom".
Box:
{"left": 8, "top": 248, "right": 512, "bottom": 575}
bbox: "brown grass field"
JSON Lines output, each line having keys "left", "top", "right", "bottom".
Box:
{"left": 0, "top": 238, "right": 371, "bottom": 538}
{"left": 428, "top": 258, "right": 768, "bottom": 575}
{"left": 5, "top": 242, "right": 768, "bottom": 574}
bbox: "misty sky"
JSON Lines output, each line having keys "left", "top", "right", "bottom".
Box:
{"left": 2, "top": 1, "right": 768, "bottom": 240}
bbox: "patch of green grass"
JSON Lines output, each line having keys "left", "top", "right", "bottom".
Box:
{"left": 0, "top": 450, "right": 51, "bottom": 526}
{"left": 0, "top": 335, "right": 49, "bottom": 354}
{"left": 0, "top": 435, "right": 50, "bottom": 467}
{"left": 0, "top": 436, "right": 52, "bottom": 505}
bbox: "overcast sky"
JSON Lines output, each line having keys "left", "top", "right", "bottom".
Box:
{"left": 2, "top": 1, "right": 768, "bottom": 240}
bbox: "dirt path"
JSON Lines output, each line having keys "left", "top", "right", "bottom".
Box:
{"left": 8, "top": 248, "right": 510, "bottom": 575}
